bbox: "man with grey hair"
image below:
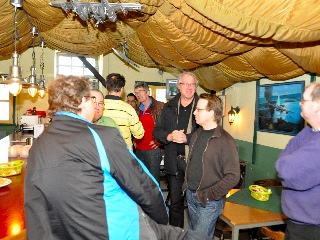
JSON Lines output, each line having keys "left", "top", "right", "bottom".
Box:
{"left": 134, "top": 81, "right": 164, "bottom": 184}
{"left": 153, "top": 72, "right": 199, "bottom": 228}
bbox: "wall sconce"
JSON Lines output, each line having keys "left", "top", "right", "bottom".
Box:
{"left": 228, "top": 106, "right": 240, "bottom": 125}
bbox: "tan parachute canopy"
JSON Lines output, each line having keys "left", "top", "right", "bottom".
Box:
{"left": 1, "top": 0, "right": 320, "bottom": 91}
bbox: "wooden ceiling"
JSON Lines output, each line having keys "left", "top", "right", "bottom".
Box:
{"left": 1, "top": 0, "right": 320, "bottom": 90}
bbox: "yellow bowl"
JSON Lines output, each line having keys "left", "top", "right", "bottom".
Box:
{"left": 249, "top": 185, "right": 272, "bottom": 201}
{"left": 0, "top": 160, "right": 25, "bottom": 177}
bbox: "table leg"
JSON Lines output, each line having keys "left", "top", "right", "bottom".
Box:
{"left": 231, "top": 226, "right": 239, "bottom": 240}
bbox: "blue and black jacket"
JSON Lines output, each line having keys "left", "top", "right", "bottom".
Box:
{"left": 25, "top": 113, "right": 171, "bottom": 239}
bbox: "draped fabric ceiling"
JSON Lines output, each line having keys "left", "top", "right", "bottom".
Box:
{"left": 1, "top": 0, "right": 320, "bottom": 91}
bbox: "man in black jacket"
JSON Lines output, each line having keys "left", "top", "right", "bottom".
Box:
{"left": 153, "top": 72, "right": 199, "bottom": 228}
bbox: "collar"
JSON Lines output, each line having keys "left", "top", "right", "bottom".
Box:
{"left": 139, "top": 97, "right": 152, "bottom": 111}
{"left": 104, "top": 95, "right": 122, "bottom": 100}
{"left": 54, "top": 111, "right": 93, "bottom": 124}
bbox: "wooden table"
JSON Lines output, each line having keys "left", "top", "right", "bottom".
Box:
{"left": 220, "top": 188, "right": 287, "bottom": 240}
{"left": 0, "top": 159, "right": 27, "bottom": 239}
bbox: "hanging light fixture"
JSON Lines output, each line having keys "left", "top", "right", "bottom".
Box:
{"left": 26, "top": 25, "right": 39, "bottom": 97}
{"left": 0, "top": 0, "right": 30, "bottom": 96}
{"left": 38, "top": 40, "right": 46, "bottom": 98}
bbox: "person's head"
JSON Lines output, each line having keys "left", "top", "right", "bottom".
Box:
{"left": 300, "top": 83, "right": 320, "bottom": 127}
{"left": 177, "top": 72, "right": 198, "bottom": 101}
{"left": 127, "top": 93, "right": 137, "bottom": 109}
{"left": 106, "top": 73, "right": 126, "bottom": 93}
{"left": 91, "top": 89, "right": 105, "bottom": 123}
{"left": 194, "top": 93, "right": 223, "bottom": 129}
{"left": 47, "top": 75, "right": 95, "bottom": 121}
{"left": 134, "top": 81, "right": 150, "bottom": 104}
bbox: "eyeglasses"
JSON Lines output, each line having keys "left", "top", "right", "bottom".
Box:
{"left": 300, "top": 98, "right": 313, "bottom": 103}
{"left": 195, "top": 108, "right": 207, "bottom": 111}
{"left": 134, "top": 90, "right": 146, "bottom": 95}
{"left": 84, "top": 96, "right": 96, "bottom": 103}
{"left": 179, "top": 82, "right": 196, "bottom": 87}
{"left": 95, "top": 102, "right": 105, "bottom": 107}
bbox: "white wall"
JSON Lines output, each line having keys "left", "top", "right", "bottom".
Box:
{"left": 0, "top": 48, "right": 209, "bottom": 124}
{"left": 222, "top": 74, "right": 315, "bottom": 149}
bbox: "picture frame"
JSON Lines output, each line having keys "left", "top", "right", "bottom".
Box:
{"left": 256, "top": 81, "right": 305, "bottom": 135}
{"left": 166, "top": 79, "right": 178, "bottom": 99}
{"left": 218, "top": 95, "right": 226, "bottom": 117}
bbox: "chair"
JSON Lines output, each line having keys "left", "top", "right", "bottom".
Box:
{"left": 252, "top": 179, "right": 282, "bottom": 187}
{"left": 261, "top": 226, "right": 285, "bottom": 240}
{"left": 251, "top": 179, "right": 284, "bottom": 239}
{"left": 214, "top": 219, "right": 232, "bottom": 240}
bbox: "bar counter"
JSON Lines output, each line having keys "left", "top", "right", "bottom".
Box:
{"left": 0, "top": 159, "right": 27, "bottom": 239}
{"left": 0, "top": 132, "right": 31, "bottom": 239}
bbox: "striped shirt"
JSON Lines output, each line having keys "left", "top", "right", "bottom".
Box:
{"left": 103, "top": 95, "right": 144, "bottom": 150}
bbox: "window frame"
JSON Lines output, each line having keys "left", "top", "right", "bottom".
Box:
{"left": 56, "top": 52, "right": 99, "bottom": 78}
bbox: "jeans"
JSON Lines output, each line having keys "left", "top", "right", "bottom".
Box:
{"left": 167, "top": 167, "right": 185, "bottom": 228}
{"left": 136, "top": 148, "right": 162, "bottom": 184}
{"left": 186, "top": 188, "right": 226, "bottom": 238}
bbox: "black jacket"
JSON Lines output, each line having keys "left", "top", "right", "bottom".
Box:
{"left": 25, "top": 113, "right": 169, "bottom": 239}
{"left": 153, "top": 93, "right": 198, "bottom": 175}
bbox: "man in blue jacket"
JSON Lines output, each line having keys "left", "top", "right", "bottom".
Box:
{"left": 275, "top": 83, "right": 320, "bottom": 240}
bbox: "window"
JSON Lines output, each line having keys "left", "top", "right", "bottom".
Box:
{"left": 56, "top": 53, "right": 99, "bottom": 77}
{"left": 0, "top": 84, "right": 13, "bottom": 124}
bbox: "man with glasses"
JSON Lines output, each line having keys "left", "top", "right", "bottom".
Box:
{"left": 153, "top": 72, "right": 199, "bottom": 228}
{"left": 134, "top": 82, "right": 164, "bottom": 184}
{"left": 182, "top": 93, "right": 240, "bottom": 238}
{"left": 91, "top": 89, "right": 118, "bottom": 128}
{"left": 275, "top": 83, "right": 320, "bottom": 240}
{"left": 103, "top": 73, "right": 144, "bottom": 150}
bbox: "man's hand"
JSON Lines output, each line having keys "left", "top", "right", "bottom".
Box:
{"left": 149, "top": 140, "right": 159, "bottom": 149}
{"left": 167, "top": 130, "right": 187, "bottom": 143}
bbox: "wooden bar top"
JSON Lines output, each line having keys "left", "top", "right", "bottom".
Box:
{"left": 0, "top": 158, "right": 27, "bottom": 239}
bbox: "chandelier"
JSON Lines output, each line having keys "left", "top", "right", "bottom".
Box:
{"left": 49, "top": 0, "right": 145, "bottom": 27}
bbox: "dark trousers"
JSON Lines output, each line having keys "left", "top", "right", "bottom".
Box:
{"left": 285, "top": 220, "right": 320, "bottom": 240}
{"left": 167, "top": 164, "right": 185, "bottom": 228}
{"left": 136, "top": 148, "right": 162, "bottom": 184}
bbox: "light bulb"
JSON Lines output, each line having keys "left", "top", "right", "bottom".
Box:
{"left": 38, "top": 89, "right": 46, "bottom": 98}
{"left": 9, "top": 83, "right": 22, "bottom": 96}
{"left": 28, "top": 86, "right": 38, "bottom": 97}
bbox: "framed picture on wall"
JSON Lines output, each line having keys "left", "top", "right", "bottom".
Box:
{"left": 256, "top": 81, "right": 305, "bottom": 135}
{"left": 218, "top": 95, "right": 226, "bottom": 116}
{"left": 166, "top": 79, "right": 178, "bottom": 99}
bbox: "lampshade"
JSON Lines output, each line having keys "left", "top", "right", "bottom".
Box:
{"left": 0, "top": 52, "right": 30, "bottom": 96}
{"left": 27, "top": 66, "right": 38, "bottom": 97}
{"left": 38, "top": 74, "right": 47, "bottom": 98}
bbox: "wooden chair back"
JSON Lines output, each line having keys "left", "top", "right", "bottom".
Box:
{"left": 252, "top": 179, "right": 282, "bottom": 187}
{"left": 261, "top": 226, "right": 285, "bottom": 240}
